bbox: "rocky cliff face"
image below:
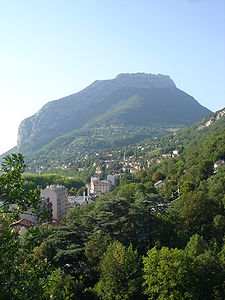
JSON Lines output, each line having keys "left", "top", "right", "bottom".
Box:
{"left": 17, "top": 73, "right": 211, "bottom": 153}
{"left": 114, "top": 73, "right": 176, "bottom": 88}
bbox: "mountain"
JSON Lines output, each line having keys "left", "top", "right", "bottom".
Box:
{"left": 17, "top": 73, "right": 211, "bottom": 154}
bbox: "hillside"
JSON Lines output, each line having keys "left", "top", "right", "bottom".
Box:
{"left": 17, "top": 73, "right": 211, "bottom": 156}
{"left": 24, "top": 108, "right": 224, "bottom": 181}
{"left": 1, "top": 108, "right": 224, "bottom": 299}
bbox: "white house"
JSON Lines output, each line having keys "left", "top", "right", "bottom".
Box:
{"left": 172, "top": 150, "right": 179, "bottom": 158}
{"left": 214, "top": 159, "right": 225, "bottom": 171}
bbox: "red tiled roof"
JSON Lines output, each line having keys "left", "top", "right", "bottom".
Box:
{"left": 11, "top": 219, "right": 35, "bottom": 228}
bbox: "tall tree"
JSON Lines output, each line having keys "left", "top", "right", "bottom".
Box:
{"left": 95, "top": 241, "right": 142, "bottom": 300}
{"left": 143, "top": 247, "right": 194, "bottom": 299}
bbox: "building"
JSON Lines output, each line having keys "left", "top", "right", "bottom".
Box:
{"left": 107, "top": 174, "right": 120, "bottom": 186}
{"left": 41, "top": 185, "right": 68, "bottom": 222}
{"left": 214, "top": 159, "right": 225, "bottom": 171}
{"left": 172, "top": 150, "right": 179, "bottom": 158}
{"left": 1, "top": 199, "right": 52, "bottom": 226}
{"left": 11, "top": 219, "right": 35, "bottom": 235}
{"left": 68, "top": 196, "right": 84, "bottom": 207}
{"left": 19, "top": 196, "right": 53, "bottom": 224}
{"left": 95, "top": 166, "right": 102, "bottom": 175}
{"left": 154, "top": 180, "right": 165, "bottom": 189}
{"left": 90, "top": 176, "right": 111, "bottom": 194}
{"left": 205, "top": 117, "right": 216, "bottom": 127}
{"left": 68, "top": 192, "right": 94, "bottom": 207}
{"left": 107, "top": 174, "right": 115, "bottom": 186}
{"left": 20, "top": 208, "right": 39, "bottom": 224}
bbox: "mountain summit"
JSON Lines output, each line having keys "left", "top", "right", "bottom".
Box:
{"left": 17, "top": 73, "right": 211, "bottom": 153}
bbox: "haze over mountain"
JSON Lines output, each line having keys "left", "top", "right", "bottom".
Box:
{"left": 17, "top": 73, "right": 211, "bottom": 156}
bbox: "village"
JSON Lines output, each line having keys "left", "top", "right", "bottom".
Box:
{"left": 5, "top": 109, "right": 225, "bottom": 236}
{"left": 5, "top": 144, "right": 182, "bottom": 235}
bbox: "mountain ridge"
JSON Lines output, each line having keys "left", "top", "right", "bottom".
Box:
{"left": 17, "top": 73, "right": 211, "bottom": 154}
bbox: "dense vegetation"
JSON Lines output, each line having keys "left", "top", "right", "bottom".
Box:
{"left": 25, "top": 125, "right": 172, "bottom": 168}
{"left": 23, "top": 174, "right": 85, "bottom": 196}
{"left": 0, "top": 110, "right": 224, "bottom": 299}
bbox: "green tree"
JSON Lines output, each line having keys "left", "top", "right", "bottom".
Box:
{"left": 85, "top": 232, "right": 112, "bottom": 268}
{"left": 11, "top": 251, "right": 50, "bottom": 300}
{"left": 180, "top": 180, "right": 195, "bottom": 195}
{"left": 178, "top": 191, "right": 215, "bottom": 240}
{"left": 0, "top": 154, "right": 44, "bottom": 298}
{"left": 184, "top": 234, "right": 225, "bottom": 299}
{"left": 207, "top": 167, "right": 225, "bottom": 209}
{"left": 151, "top": 171, "right": 165, "bottom": 183}
{"left": 117, "top": 182, "right": 137, "bottom": 201}
{"left": 184, "top": 234, "right": 206, "bottom": 257}
{"left": 198, "top": 159, "right": 214, "bottom": 180}
{"left": 213, "top": 215, "right": 225, "bottom": 245}
{"left": 193, "top": 251, "right": 224, "bottom": 299}
{"left": 41, "top": 268, "right": 79, "bottom": 300}
{"left": 143, "top": 246, "right": 194, "bottom": 300}
{"left": 95, "top": 241, "right": 142, "bottom": 300}
{"left": 0, "top": 153, "right": 41, "bottom": 218}
{"left": 0, "top": 219, "right": 20, "bottom": 299}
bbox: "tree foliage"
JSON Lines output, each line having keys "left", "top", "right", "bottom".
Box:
{"left": 143, "top": 247, "right": 193, "bottom": 299}
{"left": 0, "top": 113, "right": 225, "bottom": 299}
{"left": 95, "top": 241, "right": 142, "bottom": 300}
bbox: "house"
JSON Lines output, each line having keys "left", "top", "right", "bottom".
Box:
{"left": 95, "top": 166, "right": 102, "bottom": 175}
{"left": 130, "top": 167, "right": 138, "bottom": 174}
{"left": 172, "top": 150, "right": 179, "bottom": 158}
{"left": 154, "top": 180, "right": 165, "bottom": 189}
{"left": 156, "top": 158, "right": 163, "bottom": 164}
{"left": 68, "top": 194, "right": 93, "bottom": 207}
{"left": 11, "top": 219, "right": 35, "bottom": 235}
{"left": 205, "top": 117, "right": 216, "bottom": 127}
{"left": 20, "top": 208, "right": 39, "bottom": 224}
{"left": 214, "top": 159, "right": 225, "bottom": 171}
{"left": 19, "top": 196, "right": 53, "bottom": 224}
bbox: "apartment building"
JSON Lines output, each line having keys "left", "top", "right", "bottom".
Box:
{"left": 41, "top": 185, "right": 68, "bottom": 222}
{"left": 90, "top": 176, "right": 111, "bottom": 194}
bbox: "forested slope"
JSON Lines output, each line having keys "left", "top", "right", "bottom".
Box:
{"left": 0, "top": 109, "right": 225, "bottom": 299}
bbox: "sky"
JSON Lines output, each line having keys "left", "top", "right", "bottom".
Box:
{"left": 0, "top": 0, "right": 225, "bottom": 155}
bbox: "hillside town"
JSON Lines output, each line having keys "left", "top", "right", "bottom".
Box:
{"left": 6, "top": 174, "right": 121, "bottom": 235}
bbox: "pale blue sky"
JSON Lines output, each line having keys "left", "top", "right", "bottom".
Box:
{"left": 0, "top": 0, "right": 224, "bottom": 154}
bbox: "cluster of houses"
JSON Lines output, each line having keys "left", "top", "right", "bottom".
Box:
{"left": 68, "top": 174, "right": 120, "bottom": 207}
{"left": 10, "top": 173, "right": 121, "bottom": 235}
{"left": 5, "top": 153, "right": 225, "bottom": 235}
{"left": 10, "top": 184, "right": 69, "bottom": 235}
{"left": 120, "top": 157, "right": 143, "bottom": 173}
{"left": 198, "top": 108, "right": 225, "bottom": 131}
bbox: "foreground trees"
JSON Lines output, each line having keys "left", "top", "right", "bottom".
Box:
{"left": 0, "top": 154, "right": 42, "bottom": 298}
{"left": 1, "top": 153, "right": 225, "bottom": 299}
{"left": 0, "top": 153, "right": 41, "bottom": 217}
{"left": 95, "top": 241, "right": 142, "bottom": 300}
{"left": 142, "top": 235, "right": 225, "bottom": 300}
{"left": 143, "top": 247, "right": 192, "bottom": 299}
{"left": 0, "top": 154, "right": 88, "bottom": 299}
